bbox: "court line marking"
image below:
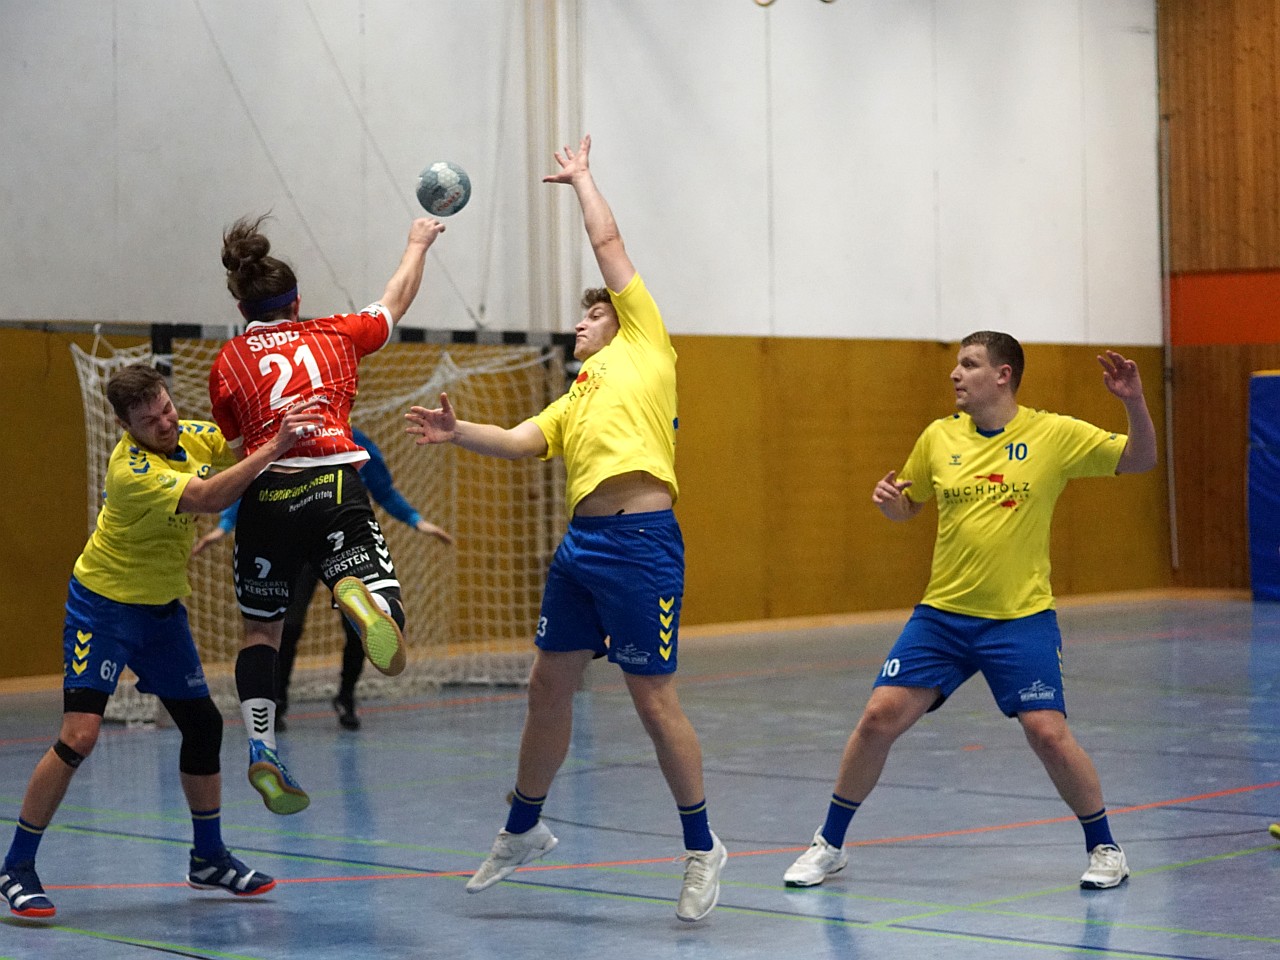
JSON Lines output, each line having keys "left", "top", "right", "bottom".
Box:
{"left": 18, "top": 806, "right": 1279, "bottom": 954}
{"left": 14, "top": 776, "right": 1280, "bottom": 887}
{"left": 12, "top": 925, "right": 259, "bottom": 960}
{"left": 30, "top": 849, "right": 1280, "bottom": 959}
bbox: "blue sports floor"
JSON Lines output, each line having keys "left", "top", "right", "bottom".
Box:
{"left": 1, "top": 593, "right": 1278, "bottom": 959}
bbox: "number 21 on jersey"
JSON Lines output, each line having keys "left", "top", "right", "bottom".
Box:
{"left": 259, "top": 344, "right": 323, "bottom": 409}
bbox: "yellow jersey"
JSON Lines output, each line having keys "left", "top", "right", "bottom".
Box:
{"left": 899, "top": 406, "right": 1126, "bottom": 619}
{"left": 72, "top": 421, "right": 236, "bottom": 604}
{"left": 530, "top": 273, "right": 679, "bottom": 516}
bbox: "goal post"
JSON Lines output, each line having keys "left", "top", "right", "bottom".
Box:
{"left": 72, "top": 324, "right": 571, "bottom": 722}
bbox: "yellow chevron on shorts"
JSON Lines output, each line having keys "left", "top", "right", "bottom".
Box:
{"left": 658, "top": 595, "right": 674, "bottom": 661}
{"left": 72, "top": 629, "right": 92, "bottom": 671}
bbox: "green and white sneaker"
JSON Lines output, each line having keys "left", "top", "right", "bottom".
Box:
{"left": 333, "top": 577, "right": 406, "bottom": 677}
{"left": 248, "top": 738, "right": 310, "bottom": 815}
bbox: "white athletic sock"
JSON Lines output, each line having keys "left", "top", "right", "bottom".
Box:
{"left": 241, "top": 697, "right": 278, "bottom": 749}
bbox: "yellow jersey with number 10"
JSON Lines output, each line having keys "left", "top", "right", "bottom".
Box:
{"left": 898, "top": 406, "right": 1126, "bottom": 620}
{"left": 530, "top": 273, "right": 679, "bottom": 516}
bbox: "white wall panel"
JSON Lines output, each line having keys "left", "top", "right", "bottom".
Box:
{"left": 934, "top": 0, "right": 1087, "bottom": 342}
{"left": 0, "top": 0, "right": 1159, "bottom": 345}
{"left": 1081, "top": 0, "right": 1161, "bottom": 346}
{"left": 579, "top": 2, "right": 773, "bottom": 335}
{"left": 769, "top": 1, "right": 938, "bottom": 339}
{"left": 0, "top": 2, "right": 118, "bottom": 318}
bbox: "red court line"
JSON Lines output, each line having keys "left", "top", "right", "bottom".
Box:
{"left": 50, "top": 872, "right": 459, "bottom": 892}
{"left": 43, "top": 778, "right": 1280, "bottom": 892}
{"left": 723, "top": 778, "right": 1280, "bottom": 860}
{"left": 447, "top": 778, "right": 1280, "bottom": 872}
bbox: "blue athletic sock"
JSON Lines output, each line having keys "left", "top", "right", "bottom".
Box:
{"left": 504, "top": 788, "right": 546, "bottom": 835}
{"left": 191, "top": 807, "right": 224, "bottom": 859}
{"left": 678, "top": 800, "right": 714, "bottom": 852}
{"left": 1079, "top": 808, "right": 1116, "bottom": 852}
{"left": 5, "top": 818, "right": 45, "bottom": 867}
{"left": 820, "top": 793, "right": 861, "bottom": 848}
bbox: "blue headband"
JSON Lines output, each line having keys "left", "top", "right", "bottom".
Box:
{"left": 240, "top": 287, "right": 298, "bottom": 319}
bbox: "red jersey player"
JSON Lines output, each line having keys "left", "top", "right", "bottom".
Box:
{"left": 208, "top": 214, "right": 444, "bottom": 815}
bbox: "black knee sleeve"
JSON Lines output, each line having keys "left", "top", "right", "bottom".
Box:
{"left": 161, "top": 696, "right": 223, "bottom": 776}
{"left": 53, "top": 739, "right": 87, "bottom": 769}
{"left": 63, "top": 687, "right": 109, "bottom": 716}
{"left": 235, "top": 643, "right": 278, "bottom": 703}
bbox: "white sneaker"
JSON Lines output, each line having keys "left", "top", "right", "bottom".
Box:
{"left": 465, "top": 821, "right": 559, "bottom": 893}
{"left": 1080, "top": 844, "right": 1129, "bottom": 889}
{"left": 676, "top": 832, "right": 727, "bottom": 922}
{"left": 783, "top": 829, "right": 849, "bottom": 887}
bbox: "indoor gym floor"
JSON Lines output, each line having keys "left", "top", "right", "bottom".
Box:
{"left": 1, "top": 592, "right": 1278, "bottom": 960}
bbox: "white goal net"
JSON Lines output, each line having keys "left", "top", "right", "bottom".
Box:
{"left": 72, "top": 328, "right": 568, "bottom": 722}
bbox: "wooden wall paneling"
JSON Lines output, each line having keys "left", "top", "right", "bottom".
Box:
{"left": 0, "top": 330, "right": 132, "bottom": 677}
{"left": 833, "top": 340, "right": 950, "bottom": 616}
{"left": 758, "top": 337, "right": 858, "bottom": 619}
{"left": 755, "top": 339, "right": 937, "bottom": 620}
{"left": 673, "top": 336, "right": 771, "bottom": 626}
{"left": 1171, "top": 342, "right": 1280, "bottom": 587}
{"left": 1027, "top": 345, "right": 1172, "bottom": 595}
{"left": 1159, "top": 0, "right": 1280, "bottom": 273}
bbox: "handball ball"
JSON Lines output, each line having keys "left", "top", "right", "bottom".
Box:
{"left": 416, "top": 161, "right": 471, "bottom": 217}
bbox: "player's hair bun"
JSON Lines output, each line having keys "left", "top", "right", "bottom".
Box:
{"left": 221, "top": 215, "right": 273, "bottom": 279}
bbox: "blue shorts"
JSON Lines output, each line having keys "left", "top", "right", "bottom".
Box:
{"left": 62, "top": 578, "right": 209, "bottom": 700}
{"left": 536, "top": 510, "right": 683, "bottom": 675}
{"left": 873, "top": 605, "right": 1066, "bottom": 717}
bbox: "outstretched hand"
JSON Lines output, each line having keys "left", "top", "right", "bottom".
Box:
{"left": 1097, "top": 350, "right": 1144, "bottom": 401}
{"left": 542, "top": 134, "right": 592, "bottom": 185}
{"left": 415, "top": 519, "right": 455, "bottom": 546}
{"left": 405, "top": 392, "right": 458, "bottom": 445}
{"left": 191, "top": 526, "right": 228, "bottom": 558}
{"left": 408, "top": 217, "right": 445, "bottom": 249}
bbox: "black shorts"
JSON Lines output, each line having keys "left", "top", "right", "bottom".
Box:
{"left": 232, "top": 465, "right": 400, "bottom": 622}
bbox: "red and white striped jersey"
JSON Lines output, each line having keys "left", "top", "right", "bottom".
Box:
{"left": 209, "top": 304, "right": 393, "bottom": 467}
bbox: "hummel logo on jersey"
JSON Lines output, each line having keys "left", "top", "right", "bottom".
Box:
{"left": 1018, "top": 679, "right": 1057, "bottom": 703}
{"left": 950, "top": 454, "right": 962, "bottom": 465}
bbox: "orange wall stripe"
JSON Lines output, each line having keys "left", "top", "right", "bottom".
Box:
{"left": 1171, "top": 270, "right": 1280, "bottom": 345}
